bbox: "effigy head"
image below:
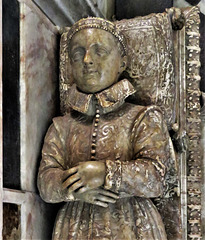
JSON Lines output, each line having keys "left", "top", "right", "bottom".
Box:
{"left": 67, "top": 17, "right": 127, "bottom": 57}
{"left": 67, "top": 17, "right": 127, "bottom": 93}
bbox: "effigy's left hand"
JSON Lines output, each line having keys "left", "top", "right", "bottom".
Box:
{"left": 62, "top": 161, "right": 106, "bottom": 193}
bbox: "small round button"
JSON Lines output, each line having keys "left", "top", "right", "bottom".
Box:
{"left": 91, "top": 149, "right": 96, "bottom": 154}
{"left": 91, "top": 143, "right": 96, "bottom": 148}
{"left": 92, "top": 132, "right": 97, "bottom": 137}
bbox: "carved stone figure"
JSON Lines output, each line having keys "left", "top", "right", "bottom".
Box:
{"left": 38, "top": 17, "right": 175, "bottom": 239}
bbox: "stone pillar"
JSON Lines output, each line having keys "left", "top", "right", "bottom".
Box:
{"left": 2, "top": 0, "right": 59, "bottom": 238}
{"left": 201, "top": 92, "right": 205, "bottom": 240}
{"left": 174, "top": 0, "right": 205, "bottom": 92}
{"left": 19, "top": 0, "right": 58, "bottom": 192}
{"left": 0, "top": 0, "right": 2, "bottom": 238}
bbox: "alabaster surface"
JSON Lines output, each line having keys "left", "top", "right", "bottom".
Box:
{"left": 37, "top": 7, "right": 202, "bottom": 240}
{"left": 37, "top": 17, "right": 176, "bottom": 240}
{"left": 20, "top": 3, "right": 58, "bottom": 191}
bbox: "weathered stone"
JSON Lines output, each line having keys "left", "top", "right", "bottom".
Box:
{"left": 115, "top": 0, "right": 173, "bottom": 19}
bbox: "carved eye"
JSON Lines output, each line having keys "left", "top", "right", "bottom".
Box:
{"left": 95, "top": 46, "right": 109, "bottom": 57}
{"left": 71, "top": 48, "right": 85, "bottom": 62}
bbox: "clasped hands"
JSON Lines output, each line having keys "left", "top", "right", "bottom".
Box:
{"left": 62, "top": 161, "right": 119, "bottom": 207}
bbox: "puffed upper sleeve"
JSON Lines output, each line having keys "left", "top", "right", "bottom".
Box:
{"left": 104, "top": 106, "right": 171, "bottom": 198}
{"left": 37, "top": 116, "right": 74, "bottom": 203}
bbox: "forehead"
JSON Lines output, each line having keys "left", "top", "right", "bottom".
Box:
{"left": 70, "top": 28, "right": 117, "bottom": 49}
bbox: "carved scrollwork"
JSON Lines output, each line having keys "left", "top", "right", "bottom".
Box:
{"left": 184, "top": 6, "right": 202, "bottom": 240}
{"left": 59, "top": 29, "right": 73, "bottom": 114}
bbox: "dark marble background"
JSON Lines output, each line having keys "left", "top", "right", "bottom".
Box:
{"left": 3, "top": 0, "right": 20, "bottom": 189}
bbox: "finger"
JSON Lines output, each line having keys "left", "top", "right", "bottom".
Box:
{"left": 76, "top": 186, "right": 88, "bottom": 194}
{"left": 62, "top": 174, "right": 81, "bottom": 190}
{"left": 93, "top": 200, "right": 108, "bottom": 208}
{"left": 96, "top": 195, "right": 116, "bottom": 204}
{"left": 68, "top": 180, "right": 84, "bottom": 193}
{"left": 63, "top": 167, "right": 78, "bottom": 180}
{"left": 98, "top": 189, "right": 119, "bottom": 199}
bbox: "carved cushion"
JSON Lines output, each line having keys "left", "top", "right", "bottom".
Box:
{"left": 115, "top": 13, "right": 175, "bottom": 130}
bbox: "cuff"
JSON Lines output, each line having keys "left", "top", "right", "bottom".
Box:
{"left": 104, "top": 160, "right": 122, "bottom": 192}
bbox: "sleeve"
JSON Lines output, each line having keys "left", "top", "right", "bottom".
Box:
{"left": 37, "top": 118, "right": 74, "bottom": 203}
{"left": 104, "top": 106, "right": 170, "bottom": 198}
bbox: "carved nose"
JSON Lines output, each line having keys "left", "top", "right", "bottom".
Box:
{"left": 84, "top": 51, "right": 93, "bottom": 65}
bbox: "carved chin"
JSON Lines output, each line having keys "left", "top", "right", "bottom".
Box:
{"left": 84, "top": 72, "right": 99, "bottom": 80}
{"left": 84, "top": 78, "right": 96, "bottom": 84}
{"left": 78, "top": 80, "right": 100, "bottom": 93}
{"left": 85, "top": 74, "right": 101, "bottom": 84}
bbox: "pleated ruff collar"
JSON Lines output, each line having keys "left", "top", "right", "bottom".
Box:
{"left": 67, "top": 79, "right": 136, "bottom": 116}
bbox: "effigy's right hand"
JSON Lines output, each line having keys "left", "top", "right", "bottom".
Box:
{"left": 73, "top": 188, "right": 119, "bottom": 208}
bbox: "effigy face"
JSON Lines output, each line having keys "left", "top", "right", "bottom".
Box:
{"left": 69, "top": 28, "right": 126, "bottom": 93}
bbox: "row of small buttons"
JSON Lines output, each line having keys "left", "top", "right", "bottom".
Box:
{"left": 90, "top": 107, "right": 100, "bottom": 160}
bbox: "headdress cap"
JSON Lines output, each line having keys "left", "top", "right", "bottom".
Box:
{"left": 67, "top": 17, "right": 127, "bottom": 56}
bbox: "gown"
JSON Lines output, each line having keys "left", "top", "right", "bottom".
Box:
{"left": 38, "top": 79, "right": 170, "bottom": 240}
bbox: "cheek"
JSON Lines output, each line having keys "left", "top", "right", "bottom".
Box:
{"left": 101, "top": 55, "right": 120, "bottom": 73}
{"left": 107, "top": 57, "right": 121, "bottom": 76}
{"left": 72, "top": 63, "right": 83, "bottom": 77}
